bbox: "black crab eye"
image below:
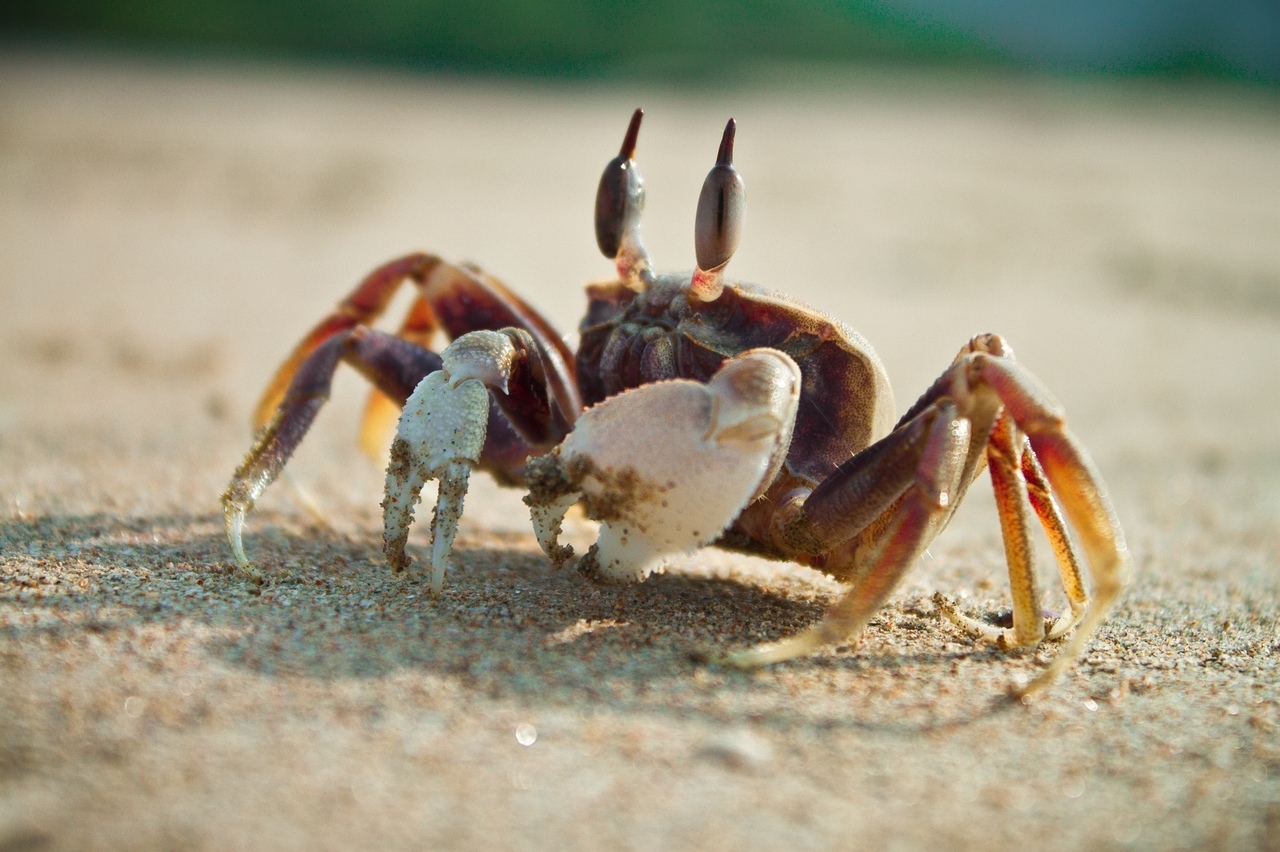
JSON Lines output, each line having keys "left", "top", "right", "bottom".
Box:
{"left": 694, "top": 118, "right": 745, "bottom": 273}
{"left": 595, "top": 108, "right": 645, "bottom": 259}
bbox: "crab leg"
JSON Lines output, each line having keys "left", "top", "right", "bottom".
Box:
{"left": 800, "top": 402, "right": 984, "bottom": 559}
{"left": 226, "top": 329, "right": 437, "bottom": 577}
{"left": 252, "top": 254, "right": 441, "bottom": 432}
{"left": 1023, "top": 453, "right": 1089, "bottom": 640}
{"left": 222, "top": 328, "right": 533, "bottom": 578}
{"left": 989, "top": 416, "right": 1046, "bottom": 648}
{"left": 720, "top": 401, "right": 972, "bottom": 667}
{"left": 358, "top": 294, "right": 441, "bottom": 462}
{"left": 971, "top": 354, "right": 1131, "bottom": 694}
{"left": 251, "top": 253, "right": 576, "bottom": 438}
{"left": 940, "top": 428, "right": 1092, "bottom": 644}
{"left": 382, "top": 329, "right": 559, "bottom": 593}
{"left": 935, "top": 413, "right": 1048, "bottom": 649}
{"left": 895, "top": 336, "right": 1091, "bottom": 645}
{"left": 722, "top": 334, "right": 1128, "bottom": 696}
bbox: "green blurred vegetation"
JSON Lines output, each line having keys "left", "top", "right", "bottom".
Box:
{"left": 5, "top": 0, "right": 1276, "bottom": 82}
{"left": 1, "top": 0, "right": 988, "bottom": 78}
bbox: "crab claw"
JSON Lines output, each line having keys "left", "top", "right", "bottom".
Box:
{"left": 382, "top": 331, "right": 518, "bottom": 595}
{"left": 525, "top": 349, "right": 801, "bottom": 583}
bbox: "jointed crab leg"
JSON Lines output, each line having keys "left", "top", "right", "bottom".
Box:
{"left": 999, "top": 414, "right": 1130, "bottom": 693}
{"left": 223, "top": 326, "right": 536, "bottom": 577}
{"left": 1020, "top": 439, "right": 1089, "bottom": 638}
{"left": 252, "top": 253, "right": 576, "bottom": 436}
{"left": 359, "top": 293, "right": 441, "bottom": 462}
{"left": 251, "top": 254, "right": 441, "bottom": 432}
{"left": 382, "top": 329, "right": 556, "bottom": 593}
{"left": 224, "top": 250, "right": 576, "bottom": 578}
{"left": 224, "top": 328, "right": 440, "bottom": 577}
{"left": 937, "top": 415, "right": 1092, "bottom": 649}
{"left": 723, "top": 335, "right": 1130, "bottom": 696}
{"left": 721, "top": 401, "right": 973, "bottom": 666}
{"left": 983, "top": 412, "right": 1047, "bottom": 649}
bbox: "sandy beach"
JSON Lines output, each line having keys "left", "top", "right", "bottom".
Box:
{"left": 1, "top": 52, "right": 1278, "bottom": 850}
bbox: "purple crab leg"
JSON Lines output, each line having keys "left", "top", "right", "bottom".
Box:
{"left": 222, "top": 327, "right": 533, "bottom": 577}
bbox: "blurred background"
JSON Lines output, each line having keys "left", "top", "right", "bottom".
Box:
{"left": 1, "top": 0, "right": 1277, "bottom": 486}
{"left": 4, "top": 0, "right": 1279, "bottom": 83}
{"left": 2, "top": 0, "right": 1277, "bottom": 502}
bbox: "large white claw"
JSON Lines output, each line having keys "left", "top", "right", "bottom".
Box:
{"left": 382, "top": 331, "right": 517, "bottom": 595}
{"left": 526, "top": 349, "right": 801, "bottom": 583}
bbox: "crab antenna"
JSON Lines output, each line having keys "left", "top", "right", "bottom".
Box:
{"left": 594, "top": 108, "right": 652, "bottom": 291}
{"left": 691, "top": 118, "right": 745, "bottom": 303}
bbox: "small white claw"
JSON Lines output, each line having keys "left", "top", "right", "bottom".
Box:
{"left": 529, "top": 349, "right": 801, "bottom": 583}
{"left": 382, "top": 330, "right": 516, "bottom": 593}
{"left": 529, "top": 491, "right": 580, "bottom": 567}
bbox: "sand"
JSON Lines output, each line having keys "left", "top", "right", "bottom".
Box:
{"left": 1, "top": 51, "right": 1278, "bottom": 850}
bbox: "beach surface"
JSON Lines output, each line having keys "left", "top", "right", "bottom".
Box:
{"left": 2, "top": 53, "right": 1278, "bottom": 850}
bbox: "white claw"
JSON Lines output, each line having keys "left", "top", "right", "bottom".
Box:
{"left": 529, "top": 491, "right": 580, "bottom": 567}
{"left": 427, "top": 460, "right": 472, "bottom": 594}
{"left": 382, "top": 331, "right": 516, "bottom": 593}
{"left": 528, "top": 349, "right": 801, "bottom": 583}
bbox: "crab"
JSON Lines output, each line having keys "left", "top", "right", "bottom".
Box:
{"left": 222, "top": 109, "right": 1131, "bottom": 697}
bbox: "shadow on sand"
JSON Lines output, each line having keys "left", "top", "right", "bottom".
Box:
{"left": 3, "top": 511, "right": 1031, "bottom": 733}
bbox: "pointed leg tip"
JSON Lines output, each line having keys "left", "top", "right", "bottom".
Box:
{"left": 688, "top": 646, "right": 721, "bottom": 666}
{"left": 384, "top": 543, "right": 412, "bottom": 574}
{"left": 428, "top": 566, "right": 446, "bottom": 599}
{"left": 224, "top": 505, "right": 262, "bottom": 581}
{"left": 711, "top": 647, "right": 768, "bottom": 670}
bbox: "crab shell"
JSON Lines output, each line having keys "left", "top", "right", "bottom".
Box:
{"left": 573, "top": 273, "right": 898, "bottom": 560}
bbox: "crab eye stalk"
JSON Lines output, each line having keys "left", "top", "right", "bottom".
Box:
{"left": 595, "top": 108, "right": 651, "bottom": 290}
{"left": 691, "top": 118, "right": 745, "bottom": 303}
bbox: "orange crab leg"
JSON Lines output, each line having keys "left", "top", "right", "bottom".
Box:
{"left": 721, "top": 401, "right": 972, "bottom": 666}
{"left": 726, "top": 334, "right": 1127, "bottom": 697}
{"left": 252, "top": 253, "right": 442, "bottom": 431}
{"left": 358, "top": 293, "right": 442, "bottom": 461}
{"left": 252, "top": 253, "right": 579, "bottom": 439}
{"left": 952, "top": 349, "right": 1130, "bottom": 694}
{"left": 984, "top": 413, "right": 1047, "bottom": 648}
{"left": 1019, "top": 436, "right": 1089, "bottom": 638}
